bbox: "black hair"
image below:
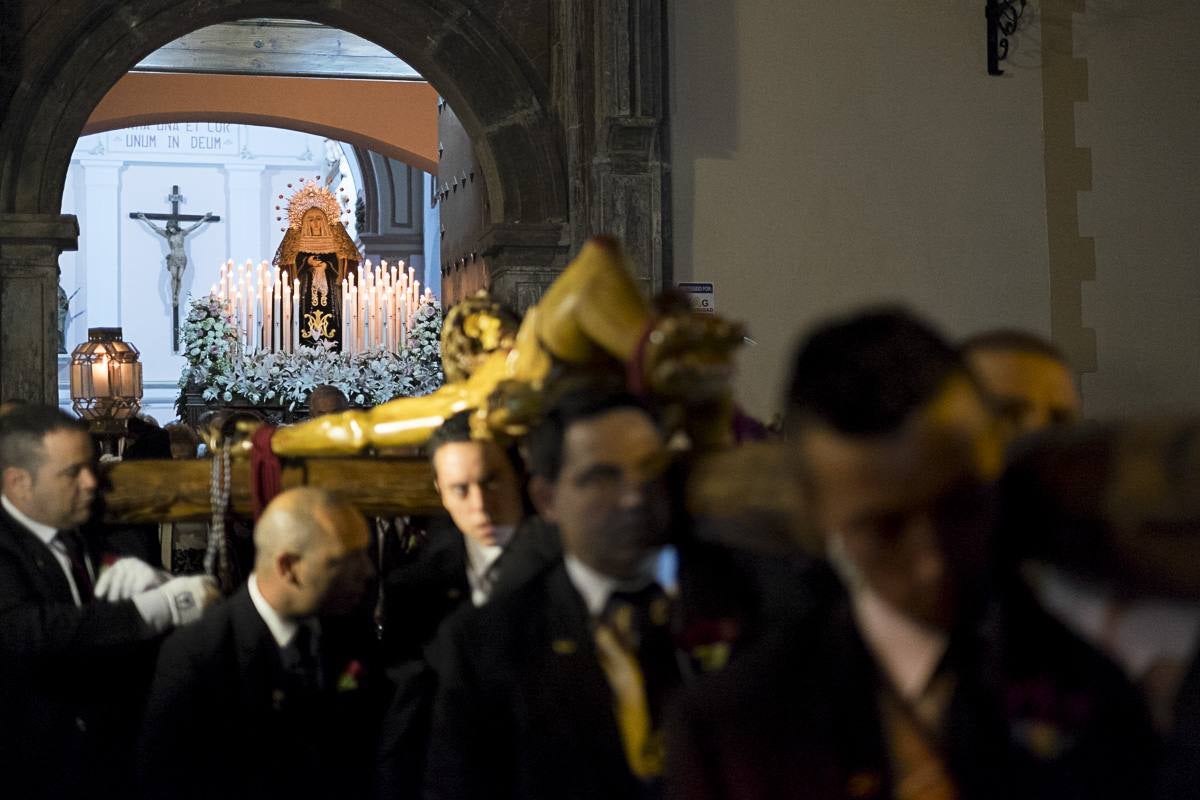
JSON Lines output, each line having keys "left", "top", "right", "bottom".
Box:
{"left": 0, "top": 404, "right": 87, "bottom": 474}
{"left": 427, "top": 411, "right": 535, "bottom": 516}
{"left": 426, "top": 411, "right": 475, "bottom": 465}
{"left": 784, "top": 307, "right": 968, "bottom": 436}
{"left": 960, "top": 328, "right": 1068, "bottom": 364}
{"left": 526, "top": 388, "right": 653, "bottom": 481}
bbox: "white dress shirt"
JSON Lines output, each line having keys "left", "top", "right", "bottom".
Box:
{"left": 829, "top": 531, "right": 947, "bottom": 704}
{"left": 247, "top": 574, "right": 302, "bottom": 649}
{"left": 1028, "top": 562, "right": 1200, "bottom": 678}
{"left": 2, "top": 493, "right": 87, "bottom": 606}
{"left": 563, "top": 552, "right": 663, "bottom": 618}
{"left": 464, "top": 525, "right": 514, "bottom": 607}
{"left": 851, "top": 584, "right": 948, "bottom": 704}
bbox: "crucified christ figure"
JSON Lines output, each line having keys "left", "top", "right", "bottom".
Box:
{"left": 136, "top": 212, "right": 214, "bottom": 347}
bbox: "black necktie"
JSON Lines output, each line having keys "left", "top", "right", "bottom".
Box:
{"left": 285, "top": 623, "right": 323, "bottom": 692}
{"left": 55, "top": 530, "right": 93, "bottom": 604}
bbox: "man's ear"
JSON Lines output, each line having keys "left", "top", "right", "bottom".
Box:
{"left": 276, "top": 551, "right": 302, "bottom": 585}
{"left": 528, "top": 475, "right": 557, "bottom": 523}
{"left": 1, "top": 466, "right": 33, "bottom": 501}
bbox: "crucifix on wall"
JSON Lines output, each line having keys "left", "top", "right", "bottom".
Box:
{"left": 130, "top": 185, "right": 222, "bottom": 351}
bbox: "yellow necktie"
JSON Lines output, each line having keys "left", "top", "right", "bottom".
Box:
{"left": 878, "top": 674, "right": 958, "bottom": 800}
{"left": 594, "top": 621, "right": 665, "bottom": 778}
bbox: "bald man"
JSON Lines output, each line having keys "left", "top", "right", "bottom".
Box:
{"left": 138, "top": 489, "right": 383, "bottom": 800}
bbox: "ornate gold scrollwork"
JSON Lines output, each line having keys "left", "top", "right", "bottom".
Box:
{"left": 302, "top": 309, "right": 337, "bottom": 341}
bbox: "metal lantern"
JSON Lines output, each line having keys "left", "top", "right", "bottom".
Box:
{"left": 69, "top": 327, "right": 143, "bottom": 429}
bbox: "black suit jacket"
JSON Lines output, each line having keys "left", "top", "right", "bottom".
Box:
{"left": 382, "top": 519, "right": 473, "bottom": 664}
{"left": 376, "top": 518, "right": 562, "bottom": 799}
{"left": 0, "top": 505, "right": 156, "bottom": 800}
{"left": 667, "top": 562, "right": 1157, "bottom": 800}
{"left": 425, "top": 558, "right": 664, "bottom": 800}
{"left": 138, "top": 585, "right": 386, "bottom": 800}
{"left": 382, "top": 516, "right": 562, "bottom": 664}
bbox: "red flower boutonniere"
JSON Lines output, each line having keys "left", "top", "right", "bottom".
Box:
{"left": 678, "top": 617, "right": 741, "bottom": 673}
{"left": 1006, "top": 675, "right": 1091, "bottom": 760}
{"left": 337, "top": 660, "right": 365, "bottom": 692}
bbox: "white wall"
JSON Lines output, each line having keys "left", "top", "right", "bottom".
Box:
{"left": 671, "top": 0, "right": 1200, "bottom": 422}
{"left": 1076, "top": 1, "right": 1200, "bottom": 417}
{"left": 670, "top": 0, "right": 1052, "bottom": 419}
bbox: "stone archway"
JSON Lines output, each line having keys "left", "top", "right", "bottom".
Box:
{"left": 0, "top": 1, "right": 566, "bottom": 223}
{"left": 0, "top": 0, "right": 670, "bottom": 404}
{"left": 0, "top": 0, "right": 566, "bottom": 402}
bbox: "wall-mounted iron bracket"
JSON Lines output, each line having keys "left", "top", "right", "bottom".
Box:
{"left": 986, "top": 0, "right": 1028, "bottom": 75}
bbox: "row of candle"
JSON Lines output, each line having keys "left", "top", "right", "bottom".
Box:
{"left": 211, "top": 259, "right": 435, "bottom": 354}
{"left": 340, "top": 260, "right": 428, "bottom": 355}
{"left": 214, "top": 260, "right": 299, "bottom": 354}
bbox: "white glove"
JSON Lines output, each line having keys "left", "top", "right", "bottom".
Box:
{"left": 159, "top": 575, "right": 220, "bottom": 626}
{"left": 133, "top": 575, "right": 220, "bottom": 631}
{"left": 94, "top": 557, "right": 170, "bottom": 601}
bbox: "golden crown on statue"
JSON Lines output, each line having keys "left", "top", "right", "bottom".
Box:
{"left": 283, "top": 178, "right": 344, "bottom": 230}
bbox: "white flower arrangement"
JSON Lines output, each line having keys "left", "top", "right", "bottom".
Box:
{"left": 177, "top": 294, "right": 444, "bottom": 411}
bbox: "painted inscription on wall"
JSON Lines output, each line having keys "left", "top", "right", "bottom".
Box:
{"left": 107, "top": 123, "right": 239, "bottom": 156}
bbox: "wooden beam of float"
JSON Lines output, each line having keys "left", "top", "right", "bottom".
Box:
{"left": 101, "top": 457, "right": 442, "bottom": 524}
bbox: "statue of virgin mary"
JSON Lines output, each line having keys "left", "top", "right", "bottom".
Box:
{"left": 272, "top": 180, "right": 361, "bottom": 351}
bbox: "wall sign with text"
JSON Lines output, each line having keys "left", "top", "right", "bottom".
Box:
{"left": 107, "top": 123, "right": 239, "bottom": 156}
{"left": 677, "top": 282, "right": 715, "bottom": 314}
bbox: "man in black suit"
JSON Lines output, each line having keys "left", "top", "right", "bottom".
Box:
{"left": 381, "top": 411, "right": 535, "bottom": 662}
{"left": 425, "top": 390, "right": 679, "bottom": 800}
{"left": 377, "top": 411, "right": 555, "bottom": 798}
{"left": 138, "top": 487, "right": 382, "bottom": 800}
{"left": 0, "top": 405, "right": 218, "bottom": 800}
{"left": 667, "top": 310, "right": 1156, "bottom": 800}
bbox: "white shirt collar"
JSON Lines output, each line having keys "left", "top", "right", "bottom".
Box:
{"left": 828, "top": 531, "right": 947, "bottom": 702}
{"left": 463, "top": 528, "right": 510, "bottom": 578}
{"left": 563, "top": 552, "right": 661, "bottom": 618}
{"left": 851, "top": 582, "right": 948, "bottom": 703}
{"left": 247, "top": 574, "right": 300, "bottom": 649}
{"left": 2, "top": 494, "right": 58, "bottom": 546}
{"left": 463, "top": 529, "right": 511, "bottom": 607}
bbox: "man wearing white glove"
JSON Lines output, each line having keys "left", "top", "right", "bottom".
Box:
{"left": 94, "top": 557, "right": 218, "bottom": 626}
{"left": 139, "top": 487, "right": 381, "bottom": 800}
{"left": 0, "top": 406, "right": 220, "bottom": 800}
{"left": 94, "top": 556, "right": 169, "bottom": 600}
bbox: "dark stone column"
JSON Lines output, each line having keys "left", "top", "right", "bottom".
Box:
{"left": 556, "top": 0, "right": 671, "bottom": 294}
{"left": 479, "top": 222, "right": 570, "bottom": 312}
{"left": 0, "top": 213, "right": 78, "bottom": 404}
{"left": 594, "top": 0, "right": 671, "bottom": 293}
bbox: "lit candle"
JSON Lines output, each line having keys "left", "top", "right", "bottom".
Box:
{"left": 292, "top": 286, "right": 300, "bottom": 351}
{"left": 273, "top": 277, "right": 282, "bottom": 353}
{"left": 366, "top": 285, "right": 374, "bottom": 350}
{"left": 381, "top": 292, "right": 389, "bottom": 353}
{"left": 390, "top": 285, "right": 399, "bottom": 352}
{"left": 281, "top": 279, "right": 290, "bottom": 353}
{"left": 342, "top": 279, "right": 351, "bottom": 353}
{"left": 357, "top": 278, "right": 366, "bottom": 352}
{"left": 247, "top": 289, "right": 255, "bottom": 354}
{"left": 349, "top": 284, "right": 358, "bottom": 354}
{"left": 263, "top": 280, "right": 272, "bottom": 352}
{"left": 234, "top": 290, "right": 243, "bottom": 346}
